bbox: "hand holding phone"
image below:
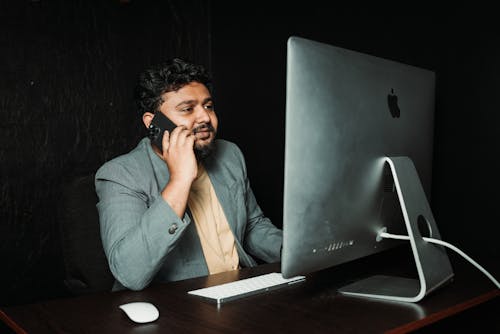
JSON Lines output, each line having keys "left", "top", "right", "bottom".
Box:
{"left": 149, "top": 112, "right": 198, "bottom": 193}
{"left": 147, "top": 112, "right": 177, "bottom": 152}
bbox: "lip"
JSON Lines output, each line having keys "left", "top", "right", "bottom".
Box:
{"left": 195, "top": 131, "right": 211, "bottom": 140}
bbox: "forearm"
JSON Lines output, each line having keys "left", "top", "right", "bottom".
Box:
{"left": 101, "top": 197, "right": 191, "bottom": 290}
{"left": 243, "top": 181, "right": 283, "bottom": 262}
{"left": 161, "top": 178, "right": 192, "bottom": 219}
{"left": 245, "top": 215, "right": 283, "bottom": 262}
{"left": 95, "top": 166, "right": 192, "bottom": 290}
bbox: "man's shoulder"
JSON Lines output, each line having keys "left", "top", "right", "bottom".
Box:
{"left": 96, "top": 138, "right": 151, "bottom": 178}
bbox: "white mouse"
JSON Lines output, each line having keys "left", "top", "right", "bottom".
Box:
{"left": 119, "top": 302, "right": 159, "bottom": 323}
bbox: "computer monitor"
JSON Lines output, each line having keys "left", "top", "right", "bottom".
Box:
{"left": 281, "top": 36, "right": 454, "bottom": 303}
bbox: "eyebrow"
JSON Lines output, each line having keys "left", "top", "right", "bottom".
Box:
{"left": 175, "top": 97, "right": 213, "bottom": 109}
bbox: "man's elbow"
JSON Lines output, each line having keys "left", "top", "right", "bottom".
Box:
{"left": 122, "top": 279, "right": 149, "bottom": 291}
{"left": 109, "top": 260, "right": 152, "bottom": 291}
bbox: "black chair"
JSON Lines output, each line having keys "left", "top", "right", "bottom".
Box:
{"left": 58, "top": 173, "right": 115, "bottom": 295}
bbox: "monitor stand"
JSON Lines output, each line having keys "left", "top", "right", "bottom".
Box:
{"left": 338, "top": 156, "right": 454, "bottom": 303}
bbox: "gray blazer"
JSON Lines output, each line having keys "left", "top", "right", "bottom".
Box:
{"left": 95, "top": 138, "right": 282, "bottom": 291}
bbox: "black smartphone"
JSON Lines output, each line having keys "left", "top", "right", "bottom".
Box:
{"left": 147, "top": 112, "right": 177, "bottom": 152}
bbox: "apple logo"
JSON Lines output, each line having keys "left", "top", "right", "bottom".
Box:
{"left": 387, "top": 88, "right": 400, "bottom": 118}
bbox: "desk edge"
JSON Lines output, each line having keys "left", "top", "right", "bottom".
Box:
{"left": 384, "top": 289, "right": 500, "bottom": 334}
{"left": 0, "top": 308, "right": 29, "bottom": 334}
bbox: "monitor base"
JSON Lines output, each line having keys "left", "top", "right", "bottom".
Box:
{"left": 338, "top": 156, "right": 454, "bottom": 303}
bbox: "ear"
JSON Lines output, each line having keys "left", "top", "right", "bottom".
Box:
{"left": 142, "top": 112, "right": 154, "bottom": 128}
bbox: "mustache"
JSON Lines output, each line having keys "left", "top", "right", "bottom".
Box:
{"left": 192, "top": 123, "right": 215, "bottom": 134}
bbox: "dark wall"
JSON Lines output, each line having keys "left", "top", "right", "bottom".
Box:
{"left": 0, "top": 0, "right": 211, "bottom": 306}
{"left": 1, "top": 1, "right": 498, "bottom": 307}
{"left": 211, "top": 4, "right": 499, "bottom": 266}
{"left": 211, "top": 4, "right": 446, "bottom": 226}
{"left": 431, "top": 13, "right": 500, "bottom": 263}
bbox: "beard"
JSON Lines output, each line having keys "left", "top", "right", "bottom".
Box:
{"left": 194, "top": 140, "right": 216, "bottom": 161}
{"left": 193, "top": 124, "right": 217, "bottom": 161}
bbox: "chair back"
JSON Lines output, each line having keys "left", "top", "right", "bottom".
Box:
{"left": 58, "top": 173, "right": 114, "bottom": 295}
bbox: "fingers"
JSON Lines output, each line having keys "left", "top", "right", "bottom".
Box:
{"left": 162, "top": 126, "right": 198, "bottom": 182}
{"left": 161, "top": 130, "right": 170, "bottom": 153}
{"left": 168, "top": 126, "right": 194, "bottom": 147}
{"left": 162, "top": 126, "right": 195, "bottom": 162}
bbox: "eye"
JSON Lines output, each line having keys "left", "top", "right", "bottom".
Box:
{"left": 204, "top": 104, "right": 214, "bottom": 110}
{"left": 181, "top": 107, "right": 194, "bottom": 112}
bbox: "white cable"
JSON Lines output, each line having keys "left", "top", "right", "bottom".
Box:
{"left": 379, "top": 231, "right": 500, "bottom": 289}
{"left": 380, "top": 232, "right": 410, "bottom": 241}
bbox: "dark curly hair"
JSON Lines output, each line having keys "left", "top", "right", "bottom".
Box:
{"left": 134, "top": 58, "right": 212, "bottom": 115}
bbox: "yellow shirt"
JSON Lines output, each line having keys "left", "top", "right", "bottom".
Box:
{"left": 188, "top": 165, "right": 239, "bottom": 274}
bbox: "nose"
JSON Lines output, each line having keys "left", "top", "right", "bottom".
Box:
{"left": 195, "top": 105, "right": 211, "bottom": 124}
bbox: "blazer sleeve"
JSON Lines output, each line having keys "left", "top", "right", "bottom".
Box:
{"left": 243, "top": 178, "right": 283, "bottom": 263}
{"left": 225, "top": 143, "right": 283, "bottom": 262}
{"left": 95, "top": 160, "right": 191, "bottom": 291}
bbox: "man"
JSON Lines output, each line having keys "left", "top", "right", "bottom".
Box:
{"left": 95, "top": 58, "right": 282, "bottom": 291}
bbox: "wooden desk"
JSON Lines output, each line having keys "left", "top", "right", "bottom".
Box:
{"left": 1, "top": 250, "right": 498, "bottom": 333}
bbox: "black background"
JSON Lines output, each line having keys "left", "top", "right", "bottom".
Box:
{"left": 1, "top": 1, "right": 498, "bottom": 306}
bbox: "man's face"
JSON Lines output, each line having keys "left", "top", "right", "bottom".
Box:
{"left": 159, "top": 82, "right": 218, "bottom": 156}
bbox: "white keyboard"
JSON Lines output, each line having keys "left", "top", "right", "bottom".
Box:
{"left": 187, "top": 272, "right": 306, "bottom": 304}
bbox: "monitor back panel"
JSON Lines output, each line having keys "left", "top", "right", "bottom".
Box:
{"left": 282, "top": 36, "right": 436, "bottom": 277}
